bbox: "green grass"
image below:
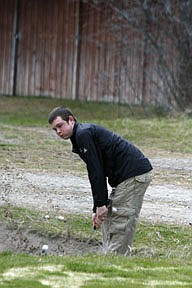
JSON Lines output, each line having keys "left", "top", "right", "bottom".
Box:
{"left": 0, "top": 95, "right": 165, "bottom": 126}
{"left": 0, "top": 253, "right": 191, "bottom": 287}
{"left": 101, "top": 117, "right": 192, "bottom": 153}
{"left": 0, "top": 95, "right": 192, "bottom": 154}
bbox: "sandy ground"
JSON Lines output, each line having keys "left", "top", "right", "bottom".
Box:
{"left": 0, "top": 157, "right": 191, "bottom": 255}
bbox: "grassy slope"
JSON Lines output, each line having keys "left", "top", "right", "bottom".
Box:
{"left": 1, "top": 95, "right": 192, "bottom": 154}
{"left": 0, "top": 253, "right": 191, "bottom": 288}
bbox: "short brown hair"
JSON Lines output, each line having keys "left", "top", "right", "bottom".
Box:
{"left": 48, "top": 106, "right": 75, "bottom": 124}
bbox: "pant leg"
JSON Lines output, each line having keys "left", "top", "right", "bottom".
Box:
{"left": 102, "top": 170, "right": 153, "bottom": 255}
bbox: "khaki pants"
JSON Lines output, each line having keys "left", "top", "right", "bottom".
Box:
{"left": 102, "top": 170, "right": 153, "bottom": 255}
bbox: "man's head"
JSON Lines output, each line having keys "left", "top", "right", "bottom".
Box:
{"left": 48, "top": 106, "right": 76, "bottom": 140}
{"left": 48, "top": 106, "right": 75, "bottom": 124}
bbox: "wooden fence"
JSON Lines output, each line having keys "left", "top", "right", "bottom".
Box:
{"left": 0, "top": 0, "right": 175, "bottom": 107}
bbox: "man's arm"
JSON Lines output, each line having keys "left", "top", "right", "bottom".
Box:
{"left": 76, "top": 128, "right": 109, "bottom": 210}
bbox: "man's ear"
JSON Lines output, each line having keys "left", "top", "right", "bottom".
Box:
{"left": 68, "top": 115, "right": 75, "bottom": 123}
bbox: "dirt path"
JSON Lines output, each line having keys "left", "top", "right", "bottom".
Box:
{"left": 1, "top": 157, "right": 192, "bottom": 225}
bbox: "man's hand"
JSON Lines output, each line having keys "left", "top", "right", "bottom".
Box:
{"left": 97, "top": 205, "right": 108, "bottom": 220}
{"left": 92, "top": 206, "right": 108, "bottom": 229}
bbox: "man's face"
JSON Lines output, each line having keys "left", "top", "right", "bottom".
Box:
{"left": 51, "top": 116, "right": 74, "bottom": 140}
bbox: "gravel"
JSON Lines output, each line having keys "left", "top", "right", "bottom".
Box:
{"left": 1, "top": 157, "right": 192, "bottom": 225}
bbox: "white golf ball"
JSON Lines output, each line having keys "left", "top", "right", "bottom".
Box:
{"left": 42, "top": 244, "right": 49, "bottom": 251}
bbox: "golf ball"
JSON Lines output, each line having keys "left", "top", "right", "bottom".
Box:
{"left": 42, "top": 244, "right": 49, "bottom": 251}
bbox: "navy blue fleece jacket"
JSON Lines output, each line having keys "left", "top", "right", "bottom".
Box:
{"left": 70, "top": 121, "right": 152, "bottom": 212}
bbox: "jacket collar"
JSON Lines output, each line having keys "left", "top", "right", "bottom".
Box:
{"left": 70, "top": 121, "right": 79, "bottom": 154}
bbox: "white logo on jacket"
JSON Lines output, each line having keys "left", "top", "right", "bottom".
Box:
{"left": 79, "top": 147, "right": 87, "bottom": 154}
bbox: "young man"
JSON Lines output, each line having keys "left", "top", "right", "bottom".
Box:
{"left": 48, "top": 106, "right": 153, "bottom": 255}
